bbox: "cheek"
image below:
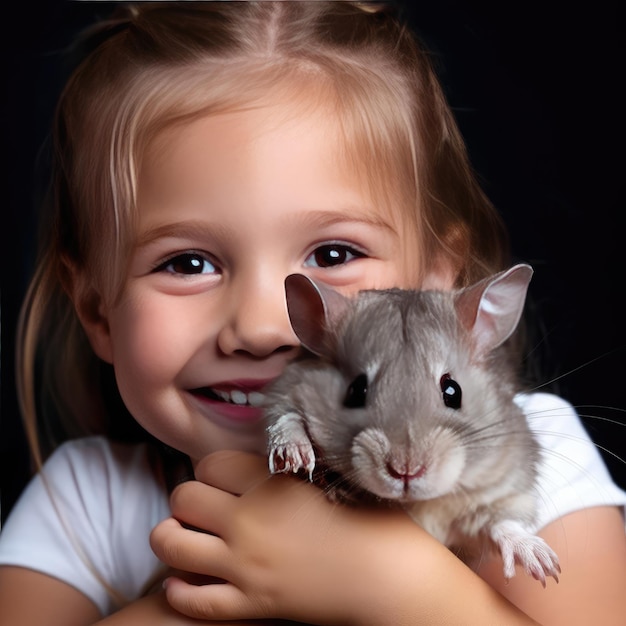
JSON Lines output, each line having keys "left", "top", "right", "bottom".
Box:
{"left": 112, "top": 313, "right": 169, "bottom": 377}
{"left": 379, "top": 256, "right": 422, "bottom": 292}
{"left": 106, "top": 296, "right": 204, "bottom": 391}
{"left": 420, "top": 269, "right": 456, "bottom": 291}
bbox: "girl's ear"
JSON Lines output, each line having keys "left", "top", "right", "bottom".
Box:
{"left": 67, "top": 265, "right": 115, "bottom": 364}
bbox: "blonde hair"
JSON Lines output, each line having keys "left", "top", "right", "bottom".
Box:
{"left": 18, "top": 1, "right": 509, "bottom": 466}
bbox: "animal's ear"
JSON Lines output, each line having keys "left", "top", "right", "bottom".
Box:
{"left": 454, "top": 263, "right": 533, "bottom": 358}
{"left": 284, "top": 274, "right": 352, "bottom": 356}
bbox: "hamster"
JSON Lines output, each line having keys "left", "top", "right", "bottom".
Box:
{"left": 264, "top": 264, "right": 560, "bottom": 585}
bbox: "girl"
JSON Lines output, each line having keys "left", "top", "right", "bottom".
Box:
{"left": 1, "top": 2, "right": 625, "bottom": 625}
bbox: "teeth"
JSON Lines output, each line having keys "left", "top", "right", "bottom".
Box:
{"left": 231, "top": 390, "right": 247, "bottom": 405}
{"left": 213, "top": 388, "right": 265, "bottom": 407}
{"left": 248, "top": 392, "right": 265, "bottom": 407}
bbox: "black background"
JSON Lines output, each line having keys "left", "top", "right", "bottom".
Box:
{"left": 2, "top": 1, "right": 624, "bottom": 524}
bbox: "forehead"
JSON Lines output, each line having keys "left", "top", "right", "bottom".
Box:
{"left": 146, "top": 96, "right": 341, "bottom": 184}
{"left": 138, "top": 97, "right": 402, "bottom": 241}
{"left": 142, "top": 78, "right": 414, "bottom": 220}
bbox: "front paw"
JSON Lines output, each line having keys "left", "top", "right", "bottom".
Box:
{"left": 267, "top": 413, "right": 316, "bottom": 480}
{"left": 268, "top": 441, "right": 316, "bottom": 479}
{"left": 491, "top": 520, "right": 561, "bottom": 586}
{"left": 514, "top": 536, "right": 560, "bottom": 587}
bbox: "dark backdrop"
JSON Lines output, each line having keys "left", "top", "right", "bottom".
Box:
{"left": 2, "top": 1, "right": 624, "bottom": 524}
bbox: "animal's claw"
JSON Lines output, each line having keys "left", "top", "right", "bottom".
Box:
{"left": 491, "top": 520, "right": 561, "bottom": 585}
{"left": 268, "top": 442, "right": 315, "bottom": 480}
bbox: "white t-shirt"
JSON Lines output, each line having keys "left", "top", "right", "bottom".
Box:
{"left": 0, "top": 437, "right": 170, "bottom": 615}
{"left": 0, "top": 392, "right": 625, "bottom": 616}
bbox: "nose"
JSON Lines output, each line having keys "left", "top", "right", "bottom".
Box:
{"left": 217, "top": 274, "right": 300, "bottom": 358}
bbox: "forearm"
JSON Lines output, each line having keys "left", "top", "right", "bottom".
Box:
{"left": 307, "top": 509, "right": 539, "bottom": 626}
{"left": 95, "top": 591, "right": 305, "bottom": 625}
{"left": 94, "top": 593, "right": 191, "bottom": 625}
{"left": 359, "top": 531, "right": 539, "bottom": 626}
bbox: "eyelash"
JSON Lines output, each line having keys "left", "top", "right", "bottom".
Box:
{"left": 151, "top": 242, "right": 365, "bottom": 276}
{"left": 153, "top": 251, "right": 218, "bottom": 276}
{"left": 304, "top": 243, "right": 367, "bottom": 268}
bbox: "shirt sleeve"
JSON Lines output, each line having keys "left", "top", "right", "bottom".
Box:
{"left": 0, "top": 437, "right": 171, "bottom": 616}
{"left": 516, "top": 392, "right": 626, "bottom": 531}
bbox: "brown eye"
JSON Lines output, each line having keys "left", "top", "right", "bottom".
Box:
{"left": 344, "top": 373, "right": 368, "bottom": 408}
{"left": 305, "top": 244, "right": 365, "bottom": 268}
{"left": 156, "top": 252, "right": 216, "bottom": 275}
{"left": 440, "top": 373, "right": 462, "bottom": 409}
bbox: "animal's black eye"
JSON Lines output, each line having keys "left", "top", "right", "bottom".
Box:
{"left": 440, "top": 373, "right": 462, "bottom": 409}
{"left": 343, "top": 373, "right": 368, "bottom": 408}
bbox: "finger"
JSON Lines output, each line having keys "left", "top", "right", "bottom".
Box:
{"left": 163, "top": 576, "right": 268, "bottom": 622}
{"left": 169, "top": 479, "right": 236, "bottom": 530}
{"left": 194, "top": 450, "right": 270, "bottom": 494}
{"left": 150, "top": 517, "right": 232, "bottom": 580}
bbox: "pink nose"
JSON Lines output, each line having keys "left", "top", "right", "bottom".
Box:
{"left": 385, "top": 461, "right": 427, "bottom": 482}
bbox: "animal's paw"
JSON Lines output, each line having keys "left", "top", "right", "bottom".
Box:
{"left": 268, "top": 441, "right": 316, "bottom": 479}
{"left": 267, "top": 412, "right": 316, "bottom": 480}
{"left": 491, "top": 520, "right": 561, "bottom": 586}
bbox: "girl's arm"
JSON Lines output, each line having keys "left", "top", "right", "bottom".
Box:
{"left": 93, "top": 592, "right": 302, "bottom": 626}
{"left": 0, "top": 566, "right": 102, "bottom": 626}
{"left": 150, "top": 451, "right": 550, "bottom": 626}
{"left": 0, "top": 564, "right": 302, "bottom": 626}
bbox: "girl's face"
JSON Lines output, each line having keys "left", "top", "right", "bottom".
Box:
{"left": 90, "top": 98, "right": 435, "bottom": 464}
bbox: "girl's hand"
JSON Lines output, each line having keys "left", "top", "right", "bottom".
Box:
{"left": 149, "top": 451, "right": 422, "bottom": 624}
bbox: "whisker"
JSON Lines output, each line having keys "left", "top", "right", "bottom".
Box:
{"left": 531, "top": 428, "right": 626, "bottom": 467}
{"left": 525, "top": 405, "right": 626, "bottom": 422}
{"left": 525, "top": 344, "right": 626, "bottom": 394}
{"left": 575, "top": 404, "right": 626, "bottom": 415}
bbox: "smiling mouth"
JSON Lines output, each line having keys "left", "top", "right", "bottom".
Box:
{"left": 191, "top": 387, "right": 266, "bottom": 407}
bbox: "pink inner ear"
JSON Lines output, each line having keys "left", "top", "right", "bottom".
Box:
{"left": 454, "top": 264, "right": 533, "bottom": 358}
{"left": 285, "top": 274, "right": 327, "bottom": 355}
{"left": 454, "top": 283, "right": 485, "bottom": 333}
{"left": 284, "top": 274, "right": 353, "bottom": 356}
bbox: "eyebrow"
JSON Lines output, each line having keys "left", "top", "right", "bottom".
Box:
{"left": 287, "top": 208, "right": 400, "bottom": 235}
{"left": 135, "top": 207, "right": 399, "bottom": 247}
{"left": 135, "top": 221, "right": 233, "bottom": 247}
